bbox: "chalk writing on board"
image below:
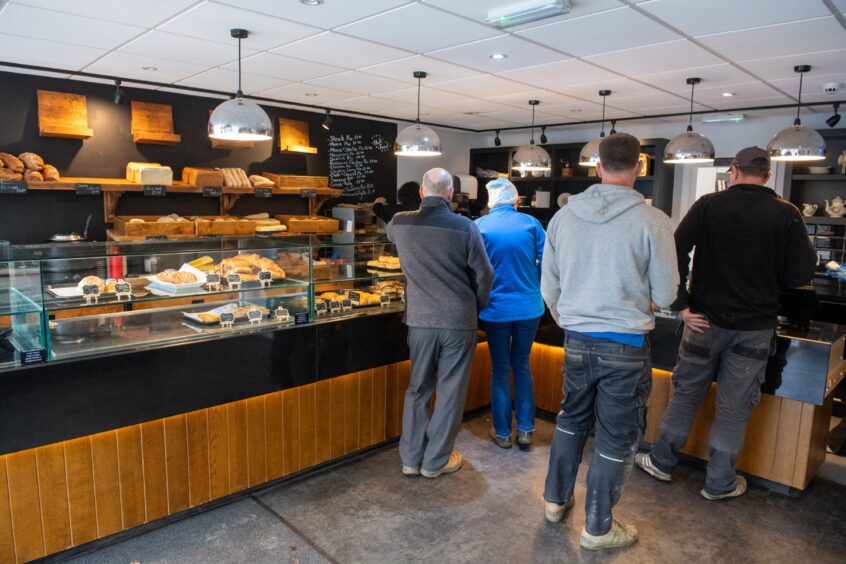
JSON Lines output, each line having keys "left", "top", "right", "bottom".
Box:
{"left": 329, "top": 133, "right": 391, "bottom": 199}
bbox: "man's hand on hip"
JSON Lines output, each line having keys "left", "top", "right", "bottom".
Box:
{"left": 682, "top": 308, "right": 710, "bottom": 333}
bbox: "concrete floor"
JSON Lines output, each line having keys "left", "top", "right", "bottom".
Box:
{"left": 65, "top": 413, "right": 846, "bottom": 564}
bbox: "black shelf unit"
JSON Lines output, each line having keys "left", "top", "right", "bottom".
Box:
{"left": 468, "top": 138, "right": 675, "bottom": 219}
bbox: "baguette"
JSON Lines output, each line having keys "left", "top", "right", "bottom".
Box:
{"left": 18, "top": 152, "right": 44, "bottom": 171}
{"left": 0, "top": 153, "right": 24, "bottom": 173}
{"left": 42, "top": 164, "right": 60, "bottom": 181}
{"left": 24, "top": 170, "right": 43, "bottom": 181}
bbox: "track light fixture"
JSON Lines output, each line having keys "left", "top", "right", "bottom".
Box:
{"left": 609, "top": 120, "right": 617, "bottom": 135}
{"left": 827, "top": 103, "right": 841, "bottom": 128}
{"left": 322, "top": 109, "right": 333, "bottom": 130}
{"left": 540, "top": 126, "right": 548, "bottom": 144}
{"left": 113, "top": 79, "right": 125, "bottom": 105}
{"left": 494, "top": 130, "right": 501, "bottom": 146}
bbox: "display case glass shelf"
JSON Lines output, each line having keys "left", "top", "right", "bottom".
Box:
{"left": 0, "top": 246, "right": 47, "bottom": 370}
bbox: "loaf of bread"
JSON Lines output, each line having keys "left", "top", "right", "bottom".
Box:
{"left": 42, "top": 164, "right": 60, "bottom": 181}
{"left": 24, "top": 170, "right": 43, "bottom": 181}
{"left": 18, "top": 152, "right": 44, "bottom": 171}
{"left": 0, "top": 170, "right": 22, "bottom": 181}
{"left": 221, "top": 168, "right": 250, "bottom": 188}
{"left": 249, "top": 175, "right": 274, "bottom": 188}
{"left": 182, "top": 166, "right": 224, "bottom": 187}
{"left": 156, "top": 270, "right": 198, "bottom": 284}
{"left": 126, "top": 162, "right": 173, "bottom": 185}
{"left": 0, "top": 153, "right": 24, "bottom": 173}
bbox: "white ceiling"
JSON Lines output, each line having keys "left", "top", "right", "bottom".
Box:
{"left": 0, "top": 0, "right": 845, "bottom": 131}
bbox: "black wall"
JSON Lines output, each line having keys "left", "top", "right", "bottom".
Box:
{"left": 0, "top": 71, "right": 397, "bottom": 243}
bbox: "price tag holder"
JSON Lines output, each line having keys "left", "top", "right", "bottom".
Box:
{"left": 301, "top": 188, "right": 316, "bottom": 198}
{"left": 227, "top": 273, "right": 242, "bottom": 291}
{"left": 294, "top": 311, "right": 308, "bottom": 325}
{"left": 342, "top": 299, "right": 352, "bottom": 312}
{"left": 274, "top": 307, "right": 291, "bottom": 322}
{"left": 314, "top": 299, "right": 328, "bottom": 317}
{"left": 20, "top": 347, "right": 46, "bottom": 366}
{"left": 146, "top": 235, "right": 168, "bottom": 240}
{"left": 206, "top": 273, "right": 221, "bottom": 291}
{"left": 247, "top": 307, "right": 263, "bottom": 325}
{"left": 202, "top": 186, "right": 222, "bottom": 198}
{"left": 345, "top": 264, "right": 354, "bottom": 278}
{"left": 143, "top": 185, "right": 167, "bottom": 197}
{"left": 114, "top": 281, "right": 132, "bottom": 301}
{"left": 75, "top": 183, "right": 101, "bottom": 196}
{"left": 329, "top": 299, "right": 341, "bottom": 314}
{"left": 380, "top": 294, "right": 391, "bottom": 308}
{"left": 258, "top": 270, "right": 272, "bottom": 288}
{"left": 347, "top": 291, "right": 361, "bottom": 307}
{"left": 82, "top": 284, "right": 101, "bottom": 305}
{"left": 255, "top": 187, "right": 273, "bottom": 198}
{"left": 0, "top": 181, "right": 27, "bottom": 194}
{"left": 219, "top": 312, "right": 235, "bottom": 329}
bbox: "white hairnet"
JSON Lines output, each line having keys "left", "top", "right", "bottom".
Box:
{"left": 486, "top": 178, "right": 519, "bottom": 207}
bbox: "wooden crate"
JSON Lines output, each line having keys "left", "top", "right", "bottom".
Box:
{"left": 194, "top": 217, "right": 256, "bottom": 236}
{"left": 276, "top": 215, "right": 339, "bottom": 234}
{"left": 262, "top": 173, "right": 328, "bottom": 188}
{"left": 112, "top": 216, "right": 195, "bottom": 237}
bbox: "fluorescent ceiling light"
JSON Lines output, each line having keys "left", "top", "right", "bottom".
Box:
{"left": 702, "top": 113, "right": 745, "bottom": 123}
{"left": 487, "top": 0, "right": 570, "bottom": 29}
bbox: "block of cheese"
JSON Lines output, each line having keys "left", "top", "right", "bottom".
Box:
{"left": 125, "top": 162, "right": 173, "bottom": 185}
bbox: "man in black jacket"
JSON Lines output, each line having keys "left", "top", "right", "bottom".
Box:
{"left": 636, "top": 147, "right": 816, "bottom": 500}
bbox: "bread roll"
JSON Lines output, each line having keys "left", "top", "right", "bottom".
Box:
{"left": 0, "top": 153, "right": 24, "bottom": 173}
{"left": 18, "top": 152, "right": 44, "bottom": 171}
{"left": 42, "top": 164, "right": 60, "bottom": 181}
{"left": 24, "top": 170, "right": 43, "bottom": 182}
{"left": 0, "top": 170, "right": 22, "bottom": 181}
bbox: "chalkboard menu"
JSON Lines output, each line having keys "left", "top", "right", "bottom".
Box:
{"left": 328, "top": 131, "right": 396, "bottom": 201}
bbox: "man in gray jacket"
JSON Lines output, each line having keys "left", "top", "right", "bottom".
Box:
{"left": 541, "top": 134, "right": 678, "bottom": 550}
{"left": 387, "top": 168, "right": 494, "bottom": 479}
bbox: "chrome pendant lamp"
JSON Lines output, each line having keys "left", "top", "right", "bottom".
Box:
{"left": 578, "top": 90, "right": 611, "bottom": 167}
{"left": 664, "top": 78, "right": 715, "bottom": 164}
{"left": 768, "top": 65, "right": 826, "bottom": 161}
{"left": 208, "top": 29, "right": 273, "bottom": 142}
{"left": 512, "top": 100, "right": 551, "bottom": 175}
{"left": 394, "top": 71, "right": 442, "bottom": 157}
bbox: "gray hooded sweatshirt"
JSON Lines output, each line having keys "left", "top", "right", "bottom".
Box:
{"left": 541, "top": 183, "right": 679, "bottom": 335}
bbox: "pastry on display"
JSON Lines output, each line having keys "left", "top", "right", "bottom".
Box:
{"left": 221, "top": 167, "right": 251, "bottom": 188}
{"left": 215, "top": 253, "right": 286, "bottom": 280}
{"left": 0, "top": 152, "right": 24, "bottom": 172}
{"left": 18, "top": 152, "right": 44, "bottom": 171}
{"left": 255, "top": 225, "right": 286, "bottom": 233}
{"left": 277, "top": 251, "right": 310, "bottom": 278}
{"left": 249, "top": 174, "right": 274, "bottom": 188}
{"left": 126, "top": 162, "right": 174, "bottom": 185}
{"left": 23, "top": 170, "right": 43, "bottom": 181}
{"left": 366, "top": 255, "right": 402, "bottom": 276}
{"left": 42, "top": 164, "right": 60, "bottom": 181}
{"left": 0, "top": 169, "right": 23, "bottom": 181}
{"left": 156, "top": 270, "right": 198, "bottom": 284}
{"left": 156, "top": 214, "right": 190, "bottom": 223}
{"left": 188, "top": 256, "right": 214, "bottom": 270}
{"left": 77, "top": 275, "right": 105, "bottom": 293}
{"left": 370, "top": 279, "right": 404, "bottom": 297}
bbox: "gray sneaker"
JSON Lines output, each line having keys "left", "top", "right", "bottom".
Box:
{"left": 517, "top": 430, "right": 533, "bottom": 448}
{"left": 489, "top": 427, "right": 513, "bottom": 449}
{"left": 580, "top": 520, "right": 638, "bottom": 551}
{"left": 544, "top": 496, "right": 575, "bottom": 523}
{"left": 635, "top": 452, "right": 671, "bottom": 482}
{"left": 701, "top": 476, "right": 747, "bottom": 501}
{"left": 401, "top": 465, "right": 419, "bottom": 476}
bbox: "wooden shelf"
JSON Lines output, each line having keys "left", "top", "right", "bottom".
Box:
{"left": 131, "top": 101, "right": 181, "bottom": 145}
{"left": 132, "top": 131, "right": 182, "bottom": 145}
{"left": 792, "top": 174, "right": 846, "bottom": 181}
{"left": 36, "top": 90, "right": 93, "bottom": 139}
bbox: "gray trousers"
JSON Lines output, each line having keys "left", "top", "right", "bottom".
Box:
{"left": 650, "top": 323, "right": 774, "bottom": 494}
{"left": 399, "top": 327, "right": 477, "bottom": 472}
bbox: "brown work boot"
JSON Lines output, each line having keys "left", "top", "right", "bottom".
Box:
{"left": 421, "top": 452, "right": 463, "bottom": 478}
{"left": 580, "top": 520, "right": 638, "bottom": 551}
{"left": 701, "top": 476, "right": 747, "bottom": 501}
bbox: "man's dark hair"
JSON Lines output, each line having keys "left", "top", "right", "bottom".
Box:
{"left": 398, "top": 181, "right": 421, "bottom": 205}
{"left": 598, "top": 133, "right": 641, "bottom": 173}
{"left": 735, "top": 158, "right": 770, "bottom": 178}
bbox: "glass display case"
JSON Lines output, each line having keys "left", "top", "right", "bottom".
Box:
{"left": 0, "top": 246, "right": 46, "bottom": 369}
{"left": 19, "top": 239, "right": 312, "bottom": 361}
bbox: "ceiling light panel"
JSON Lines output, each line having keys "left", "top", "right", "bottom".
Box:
{"left": 421, "top": 0, "right": 622, "bottom": 30}
{"left": 271, "top": 32, "right": 410, "bottom": 69}
{"left": 428, "top": 35, "right": 563, "bottom": 73}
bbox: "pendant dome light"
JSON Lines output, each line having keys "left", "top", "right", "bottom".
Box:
{"left": 767, "top": 65, "right": 826, "bottom": 161}
{"left": 512, "top": 100, "right": 552, "bottom": 175}
{"left": 394, "top": 71, "right": 442, "bottom": 156}
{"left": 664, "top": 78, "right": 715, "bottom": 164}
{"left": 208, "top": 29, "right": 273, "bottom": 142}
{"left": 579, "top": 90, "right": 611, "bottom": 167}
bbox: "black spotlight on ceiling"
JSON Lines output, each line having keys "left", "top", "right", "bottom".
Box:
{"left": 113, "top": 79, "right": 125, "bottom": 105}
{"left": 827, "top": 103, "right": 841, "bottom": 128}
{"left": 540, "top": 126, "right": 548, "bottom": 144}
{"left": 321, "top": 109, "right": 333, "bottom": 130}
{"left": 609, "top": 120, "right": 617, "bottom": 135}
{"left": 494, "top": 129, "right": 501, "bottom": 146}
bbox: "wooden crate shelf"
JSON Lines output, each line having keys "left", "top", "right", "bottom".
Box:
{"left": 36, "top": 90, "right": 93, "bottom": 139}
{"left": 131, "top": 101, "right": 182, "bottom": 145}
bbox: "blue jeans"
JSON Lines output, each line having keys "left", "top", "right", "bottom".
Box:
{"left": 544, "top": 333, "right": 651, "bottom": 536}
{"left": 484, "top": 317, "right": 540, "bottom": 438}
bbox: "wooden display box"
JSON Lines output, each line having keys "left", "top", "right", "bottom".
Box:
{"left": 279, "top": 118, "right": 317, "bottom": 154}
{"left": 194, "top": 217, "right": 257, "bottom": 236}
{"left": 131, "top": 101, "right": 181, "bottom": 145}
{"left": 112, "top": 216, "right": 195, "bottom": 237}
{"left": 262, "top": 173, "right": 328, "bottom": 188}
{"left": 36, "top": 89, "right": 93, "bottom": 139}
{"left": 276, "top": 215, "right": 339, "bottom": 233}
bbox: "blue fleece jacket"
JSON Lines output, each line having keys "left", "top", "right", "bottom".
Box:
{"left": 475, "top": 206, "right": 545, "bottom": 323}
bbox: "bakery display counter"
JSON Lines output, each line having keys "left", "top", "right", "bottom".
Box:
{"left": 0, "top": 247, "right": 46, "bottom": 369}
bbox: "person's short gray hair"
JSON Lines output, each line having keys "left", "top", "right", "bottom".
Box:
{"left": 421, "top": 168, "right": 453, "bottom": 197}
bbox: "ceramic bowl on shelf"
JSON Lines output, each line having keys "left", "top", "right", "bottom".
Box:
{"left": 808, "top": 166, "right": 832, "bottom": 174}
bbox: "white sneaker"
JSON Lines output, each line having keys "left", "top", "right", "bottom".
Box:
{"left": 580, "top": 520, "right": 638, "bottom": 551}
{"left": 701, "top": 476, "right": 747, "bottom": 501}
{"left": 635, "top": 452, "right": 672, "bottom": 483}
{"left": 544, "top": 497, "right": 575, "bottom": 523}
{"left": 401, "top": 465, "right": 419, "bottom": 476}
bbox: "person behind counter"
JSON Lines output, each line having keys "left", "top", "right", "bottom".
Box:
{"left": 372, "top": 181, "right": 422, "bottom": 223}
{"left": 540, "top": 133, "right": 678, "bottom": 551}
{"left": 386, "top": 168, "right": 494, "bottom": 479}
{"left": 637, "top": 147, "right": 817, "bottom": 500}
{"left": 475, "top": 178, "right": 545, "bottom": 449}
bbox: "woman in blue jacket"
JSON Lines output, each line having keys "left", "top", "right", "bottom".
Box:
{"left": 475, "top": 178, "right": 545, "bottom": 449}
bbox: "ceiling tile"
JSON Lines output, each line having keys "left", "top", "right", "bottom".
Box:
{"left": 769, "top": 72, "right": 846, "bottom": 104}
{"left": 0, "top": 33, "right": 107, "bottom": 69}
{"left": 584, "top": 40, "right": 723, "bottom": 75}
{"left": 336, "top": 3, "right": 501, "bottom": 53}
{"left": 610, "top": 93, "right": 710, "bottom": 112}
{"left": 84, "top": 51, "right": 207, "bottom": 83}
{"left": 421, "top": 0, "right": 623, "bottom": 31}
{"left": 497, "top": 59, "right": 621, "bottom": 90}
{"left": 157, "top": 87, "right": 227, "bottom": 99}
{"left": 0, "top": 3, "right": 144, "bottom": 49}
{"left": 330, "top": 95, "right": 417, "bottom": 115}
{"left": 515, "top": 7, "right": 680, "bottom": 58}
{"left": 429, "top": 35, "right": 565, "bottom": 73}
{"left": 484, "top": 89, "right": 580, "bottom": 108}
{"left": 635, "top": 64, "right": 758, "bottom": 91}
{"left": 175, "top": 68, "right": 290, "bottom": 95}
{"left": 558, "top": 79, "right": 664, "bottom": 101}
{"left": 677, "top": 82, "right": 785, "bottom": 105}
{"left": 224, "top": 52, "right": 345, "bottom": 82}
{"left": 0, "top": 65, "right": 70, "bottom": 79}
{"left": 637, "top": 0, "right": 833, "bottom": 37}
{"left": 428, "top": 97, "right": 516, "bottom": 114}
{"left": 260, "top": 82, "right": 359, "bottom": 104}
{"left": 480, "top": 108, "right": 561, "bottom": 126}
{"left": 697, "top": 17, "right": 846, "bottom": 62}
{"left": 271, "top": 32, "right": 410, "bottom": 70}
{"left": 214, "top": 0, "right": 414, "bottom": 29}
{"left": 434, "top": 74, "right": 538, "bottom": 97}
{"left": 159, "top": 2, "right": 322, "bottom": 51}
{"left": 360, "top": 55, "right": 486, "bottom": 84}
{"left": 303, "top": 71, "right": 411, "bottom": 95}
{"left": 12, "top": 0, "right": 197, "bottom": 27}
{"left": 739, "top": 49, "right": 846, "bottom": 80}
{"left": 706, "top": 94, "right": 794, "bottom": 110}
{"left": 376, "top": 87, "right": 471, "bottom": 106}
{"left": 543, "top": 101, "right": 640, "bottom": 121}
{"left": 120, "top": 31, "right": 258, "bottom": 67}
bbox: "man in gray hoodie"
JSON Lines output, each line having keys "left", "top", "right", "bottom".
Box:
{"left": 541, "top": 133, "right": 678, "bottom": 551}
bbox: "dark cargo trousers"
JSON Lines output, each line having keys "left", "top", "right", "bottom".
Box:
{"left": 399, "top": 327, "right": 477, "bottom": 473}
{"left": 650, "top": 323, "right": 774, "bottom": 495}
{"left": 544, "top": 334, "right": 651, "bottom": 536}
